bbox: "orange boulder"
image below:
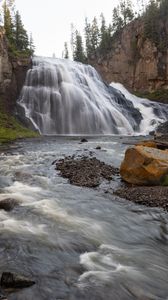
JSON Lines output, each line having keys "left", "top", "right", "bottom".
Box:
{"left": 120, "top": 146, "right": 168, "bottom": 185}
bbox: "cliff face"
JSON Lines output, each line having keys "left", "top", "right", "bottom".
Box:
{"left": 0, "top": 28, "right": 30, "bottom": 112}
{"left": 89, "top": 19, "right": 168, "bottom": 93}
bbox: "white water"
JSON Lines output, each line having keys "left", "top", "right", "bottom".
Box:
{"left": 111, "top": 83, "right": 168, "bottom": 134}
{"left": 1, "top": 136, "right": 168, "bottom": 300}
{"left": 17, "top": 57, "right": 168, "bottom": 135}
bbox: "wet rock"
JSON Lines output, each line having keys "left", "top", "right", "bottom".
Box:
{"left": 0, "top": 199, "right": 19, "bottom": 211}
{"left": 120, "top": 145, "right": 168, "bottom": 185}
{"left": 155, "top": 121, "right": 168, "bottom": 138}
{"left": 0, "top": 289, "right": 8, "bottom": 300}
{"left": 80, "top": 138, "right": 88, "bottom": 143}
{"left": 135, "top": 140, "right": 157, "bottom": 148}
{"left": 1, "top": 272, "right": 35, "bottom": 289}
{"left": 95, "top": 146, "right": 101, "bottom": 150}
{"left": 115, "top": 185, "right": 168, "bottom": 210}
{"left": 55, "top": 156, "right": 119, "bottom": 188}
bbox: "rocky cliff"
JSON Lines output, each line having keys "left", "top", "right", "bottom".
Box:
{"left": 0, "top": 27, "right": 31, "bottom": 112}
{"left": 89, "top": 19, "right": 168, "bottom": 95}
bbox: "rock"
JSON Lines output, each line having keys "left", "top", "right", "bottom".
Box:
{"left": 55, "top": 155, "right": 119, "bottom": 187}
{"left": 80, "top": 138, "right": 88, "bottom": 143}
{"left": 1, "top": 272, "right": 35, "bottom": 289}
{"left": 96, "top": 146, "right": 101, "bottom": 150}
{"left": 155, "top": 121, "right": 168, "bottom": 138}
{"left": 154, "top": 121, "right": 168, "bottom": 150}
{"left": 0, "top": 199, "right": 19, "bottom": 211}
{"left": 115, "top": 186, "right": 168, "bottom": 210}
{"left": 120, "top": 145, "right": 168, "bottom": 185}
{"left": 89, "top": 18, "right": 168, "bottom": 97}
{"left": 136, "top": 140, "right": 157, "bottom": 148}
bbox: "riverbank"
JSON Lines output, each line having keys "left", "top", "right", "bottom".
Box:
{"left": 115, "top": 185, "right": 168, "bottom": 211}
{"left": 54, "top": 136, "right": 168, "bottom": 212}
{"left": 0, "top": 111, "right": 38, "bottom": 143}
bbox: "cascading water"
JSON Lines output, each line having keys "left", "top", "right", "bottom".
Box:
{"left": 17, "top": 56, "right": 168, "bottom": 135}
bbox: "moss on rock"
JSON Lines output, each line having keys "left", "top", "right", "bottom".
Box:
{"left": 0, "top": 111, "right": 39, "bottom": 143}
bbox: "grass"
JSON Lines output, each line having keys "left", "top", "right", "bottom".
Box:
{"left": 134, "top": 90, "right": 168, "bottom": 104}
{"left": 0, "top": 111, "right": 39, "bottom": 144}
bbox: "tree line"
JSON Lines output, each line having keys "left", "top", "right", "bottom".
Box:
{"left": 63, "top": 0, "right": 168, "bottom": 63}
{"left": 0, "top": 0, "right": 35, "bottom": 57}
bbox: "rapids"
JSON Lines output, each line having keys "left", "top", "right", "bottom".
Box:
{"left": 0, "top": 136, "right": 168, "bottom": 300}
{"left": 17, "top": 57, "right": 168, "bottom": 135}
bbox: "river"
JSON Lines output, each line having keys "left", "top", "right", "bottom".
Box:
{"left": 0, "top": 136, "right": 168, "bottom": 300}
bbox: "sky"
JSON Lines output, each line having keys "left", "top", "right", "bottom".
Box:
{"left": 14, "top": 0, "right": 121, "bottom": 58}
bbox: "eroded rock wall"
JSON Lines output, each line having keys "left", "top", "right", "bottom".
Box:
{"left": 0, "top": 27, "right": 31, "bottom": 112}
{"left": 89, "top": 19, "right": 168, "bottom": 93}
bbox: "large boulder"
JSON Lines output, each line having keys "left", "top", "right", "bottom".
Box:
{"left": 120, "top": 145, "right": 168, "bottom": 185}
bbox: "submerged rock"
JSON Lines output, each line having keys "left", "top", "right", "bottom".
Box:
{"left": 0, "top": 199, "right": 19, "bottom": 211}
{"left": 1, "top": 272, "right": 35, "bottom": 289}
{"left": 56, "top": 156, "right": 118, "bottom": 187}
{"left": 120, "top": 145, "right": 168, "bottom": 185}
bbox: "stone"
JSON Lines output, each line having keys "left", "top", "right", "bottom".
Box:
{"left": 0, "top": 199, "right": 19, "bottom": 211}
{"left": 120, "top": 145, "right": 168, "bottom": 185}
{"left": 55, "top": 155, "right": 118, "bottom": 187}
{"left": 96, "top": 146, "right": 101, "bottom": 150}
{"left": 155, "top": 121, "right": 168, "bottom": 137}
{"left": 89, "top": 18, "right": 168, "bottom": 96}
{"left": 1, "top": 272, "right": 35, "bottom": 289}
{"left": 136, "top": 140, "right": 157, "bottom": 148}
{"left": 80, "top": 138, "right": 88, "bottom": 143}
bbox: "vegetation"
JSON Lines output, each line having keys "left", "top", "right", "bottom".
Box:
{"left": 134, "top": 90, "right": 168, "bottom": 104}
{"left": 143, "top": 0, "right": 168, "bottom": 52}
{"left": 0, "top": 0, "right": 37, "bottom": 143}
{"left": 63, "top": 0, "right": 168, "bottom": 63}
{"left": 1, "top": 0, "right": 35, "bottom": 57}
{"left": 0, "top": 111, "right": 38, "bottom": 143}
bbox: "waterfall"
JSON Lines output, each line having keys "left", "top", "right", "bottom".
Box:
{"left": 17, "top": 56, "right": 168, "bottom": 135}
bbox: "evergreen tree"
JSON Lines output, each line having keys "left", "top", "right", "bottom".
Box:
{"left": 3, "top": 0, "right": 14, "bottom": 45}
{"left": 120, "top": 0, "right": 134, "bottom": 26}
{"left": 99, "top": 13, "right": 112, "bottom": 54}
{"left": 90, "top": 17, "right": 99, "bottom": 56}
{"left": 144, "top": 0, "right": 159, "bottom": 43}
{"left": 29, "top": 32, "right": 35, "bottom": 55}
{"left": 112, "top": 6, "right": 123, "bottom": 32}
{"left": 84, "top": 17, "right": 92, "bottom": 58}
{"left": 73, "top": 30, "right": 86, "bottom": 63}
{"left": 63, "top": 42, "right": 69, "bottom": 59}
{"left": 100, "top": 13, "right": 106, "bottom": 45}
{"left": 70, "top": 23, "right": 75, "bottom": 59}
{"left": 14, "top": 10, "right": 29, "bottom": 51}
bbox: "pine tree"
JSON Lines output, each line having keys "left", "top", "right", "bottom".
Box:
{"left": 84, "top": 17, "right": 92, "bottom": 59}
{"left": 14, "top": 10, "right": 29, "bottom": 51}
{"left": 99, "top": 13, "right": 112, "bottom": 54}
{"left": 90, "top": 17, "right": 99, "bottom": 56}
{"left": 112, "top": 6, "right": 123, "bottom": 32}
{"left": 63, "top": 42, "right": 69, "bottom": 59}
{"left": 73, "top": 30, "right": 86, "bottom": 63}
{"left": 3, "top": 0, "right": 15, "bottom": 46}
{"left": 70, "top": 23, "right": 75, "bottom": 60}
{"left": 120, "top": 0, "right": 134, "bottom": 26}
{"left": 29, "top": 32, "right": 35, "bottom": 55}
